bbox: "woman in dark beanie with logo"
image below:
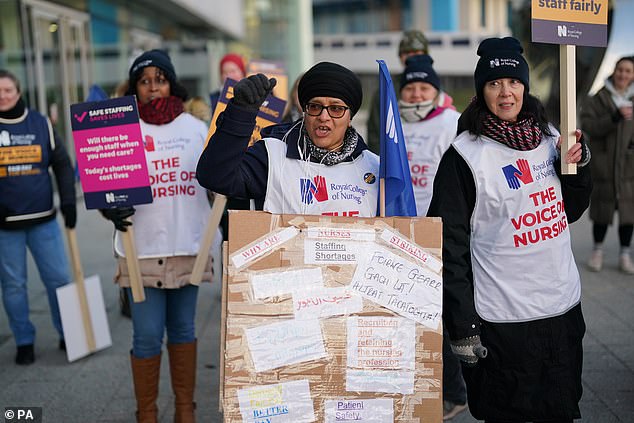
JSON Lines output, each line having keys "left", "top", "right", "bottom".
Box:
{"left": 100, "top": 49, "right": 212, "bottom": 423}
{"left": 428, "top": 37, "right": 592, "bottom": 422}
{"left": 197, "top": 62, "right": 379, "bottom": 216}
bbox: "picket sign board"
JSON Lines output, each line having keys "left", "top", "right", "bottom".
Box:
{"left": 531, "top": 0, "right": 608, "bottom": 174}
{"left": 56, "top": 229, "right": 111, "bottom": 362}
{"left": 247, "top": 59, "right": 289, "bottom": 103}
{"left": 206, "top": 78, "right": 287, "bottom": 148}
{"left": 70, "top": 95, "right": 151, "bottom": 302}
{"left": 57, "top": 275, "right": 112, "bottom": 362}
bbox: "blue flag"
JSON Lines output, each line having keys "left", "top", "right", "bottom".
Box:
{"left": 85, "top": 84, "right": 109, "bottom": 102}
{"left": 377, "top": 60, "right": 417, "bottom": 216}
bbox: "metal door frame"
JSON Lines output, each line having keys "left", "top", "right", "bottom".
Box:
{"left": 21, "top": 0, "right": 91, "bottom": 141}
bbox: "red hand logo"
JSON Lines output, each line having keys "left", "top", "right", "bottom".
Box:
{"left": 312, "top": 176, "right": 329, "bottom": 202}
{"left": 514, "top": 159, "right": 533, "bottom": 184}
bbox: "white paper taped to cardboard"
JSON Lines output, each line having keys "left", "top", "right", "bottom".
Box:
{"left": 245, "top": 318, "right": 326, "bottom": 372}
{"left": 380, "top": 228, "right": 442, "bottom": 274}
{"left": 346, "top": 369, "right": 415, "bottom": 394}
{"left": 250, "top": 267, "right": 323, "bottom": 300}
{"left": 293, "top": 287, "right": 363, "bottom": 319}
{"left": 346, "top": 316, "right": 416, "bottom": 370}
{"left": 350, "top": 243, "right": 442, "bottom": 329}
{"left": 305, "top": 227, "right": 376, "bottom": 241}
{"left": 237, "top": 379, "right": 315, "bottom": 422}
{"left": 231, "top": 226, "right": 299, "bottom": 269}
{"left": 304, "top": 239, "right": 360, "bottom": 265}
{"left": 324, "top": 398, "right": 394, "bottom": 423}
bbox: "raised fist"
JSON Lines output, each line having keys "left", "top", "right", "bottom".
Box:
{"left": 232, "top": 74, "right": 277, "bottom": 112}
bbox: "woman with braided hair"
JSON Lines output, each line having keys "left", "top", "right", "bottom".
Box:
{"left": 428, "top": 37, "right": 592, "bottom": 422}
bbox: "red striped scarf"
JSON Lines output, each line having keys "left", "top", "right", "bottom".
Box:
{"left": 481, "top": 112, "right": 542, "bottom": 151}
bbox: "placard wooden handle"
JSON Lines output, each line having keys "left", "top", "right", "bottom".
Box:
{"left": 65, "top": 228, "right": 96, "bottom": 352}
{"left": 121, "top": 225, "right": 145, "bottom": 302}
{"left": 560, "top": 44, "right": 577, "bottom": 175}
{"left": 191, "top": 194, "right": 227, "bottom": 285}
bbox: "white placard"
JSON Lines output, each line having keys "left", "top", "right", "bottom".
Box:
{"left": 380, "top": 228, "right": 442, "bottom": 274}
{"left": 324, "top": 399, "right": 394, "bottom": 423}
{"left": 350, "top": 243, "right": 442, "bottom": 329}
{"left": 304, "top": 239, "right": 360, "bottom": 265}
{"left": 250, "top": 267, "right": 323, "bottom": 300}
{"left": 245, "top": 319, "right": 326, "bottom": 372}
{"left": 56, "top": 275, "right": 112, "bottom": 362}
{"left": 305, "top": 227, "right": 376, "bottom": 241}
{"left": 238, "top": 379, "right": 315, "bottom": 422}
{"left": 346, "top": 369, "right": 415, "bottom": 394}
{"left": 293, "top": 287, "right": 363, "bottom": 319}
{"left": 347, "top": 316, "right": 415, "bottom": 370}
{"left": 231, "top": 226, "right": 299, "bottom": 269}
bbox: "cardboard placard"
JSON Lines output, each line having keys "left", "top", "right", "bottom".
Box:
{"left": 221, "top": 211, "right": 443, "bottom": 422}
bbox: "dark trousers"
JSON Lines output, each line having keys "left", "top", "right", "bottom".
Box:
{"left": 443, "top": 326, "right": 467, "bottom": 404}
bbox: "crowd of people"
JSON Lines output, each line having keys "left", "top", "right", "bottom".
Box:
{"left": 3, "top": 27, "right": 634, "bottom": 423}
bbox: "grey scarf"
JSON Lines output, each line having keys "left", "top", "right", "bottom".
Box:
{"left": 303, "top": 126, "right": 359, "bottom": 166}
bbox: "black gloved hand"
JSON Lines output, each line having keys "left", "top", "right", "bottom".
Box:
{"left": 577, "top": 130, "right": 591, "bottom": 167}
{"left": 232, "top": 74, "right": 277, "bottom": 112}
{"left": 450, "top": 335, "right": 488, "bottom": 367}
{"left": 60, "top": 204, "right": 77, "bottom": 229}
{"left": 99, "top": 207, "right": 135, "bottom": 232}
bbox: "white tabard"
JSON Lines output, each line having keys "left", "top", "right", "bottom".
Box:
{"left": 263, "top": 138, "right": 379, "bottom": 217}
{"left": 453, "top": 130, "right": 581, "bottom": 322}
{"left": 115, "top": 113, "right": 211, "bottom": 258}
{"left": 402, "top": 108, "right": 460, "bottom": 215}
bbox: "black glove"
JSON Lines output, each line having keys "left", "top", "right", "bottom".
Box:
{"left": 60, "top": 204, "right": 77, "bottom": 229}
{"left": 577, "top": 131, "right": 591, "bottom": 167}
{"left": 100, "top": 207, "right": 135, "bottom": 232}
{"left": 232, "top": 74, "right": 277, "bottom": 112}
{"left": 450, "top": 335, "right": 488, "bottom": 367}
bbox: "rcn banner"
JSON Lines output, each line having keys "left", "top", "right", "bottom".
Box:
{"left": 531, "top": 0, "right": 608, "bottom": 47}
{"left": 70, "top": 96, "right": 152, "bottom": 209}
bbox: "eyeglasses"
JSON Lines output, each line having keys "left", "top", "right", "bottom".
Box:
{"left": 304, "top": 103, "right": 349, "bottom": 119}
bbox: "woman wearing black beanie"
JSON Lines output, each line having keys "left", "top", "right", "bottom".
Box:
{"left": 100, "top": 49, "right": 213, "bottom": 423}
{"left": 428, "top": 37, "right": 592, "bottom": 422}
{"left": 197, "top": 62, "right": 379, "bottom": 217}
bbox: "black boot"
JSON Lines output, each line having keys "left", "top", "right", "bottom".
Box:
{"left": 16, "top": 344, "right": 35, "bottom": 365}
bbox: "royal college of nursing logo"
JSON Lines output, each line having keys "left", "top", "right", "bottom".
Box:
{"left": 502, "top": 159, "right": 534, "bottom": 190}
{"left": 300, "top": 175, "right": 329, "bottom": 204}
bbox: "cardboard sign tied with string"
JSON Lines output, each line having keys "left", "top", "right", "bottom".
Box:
{"left": 531, "top": 0, "right": 608, "bottom": 174}
{"left": 70, "top": 95, "right": 152, "bottom": 302}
